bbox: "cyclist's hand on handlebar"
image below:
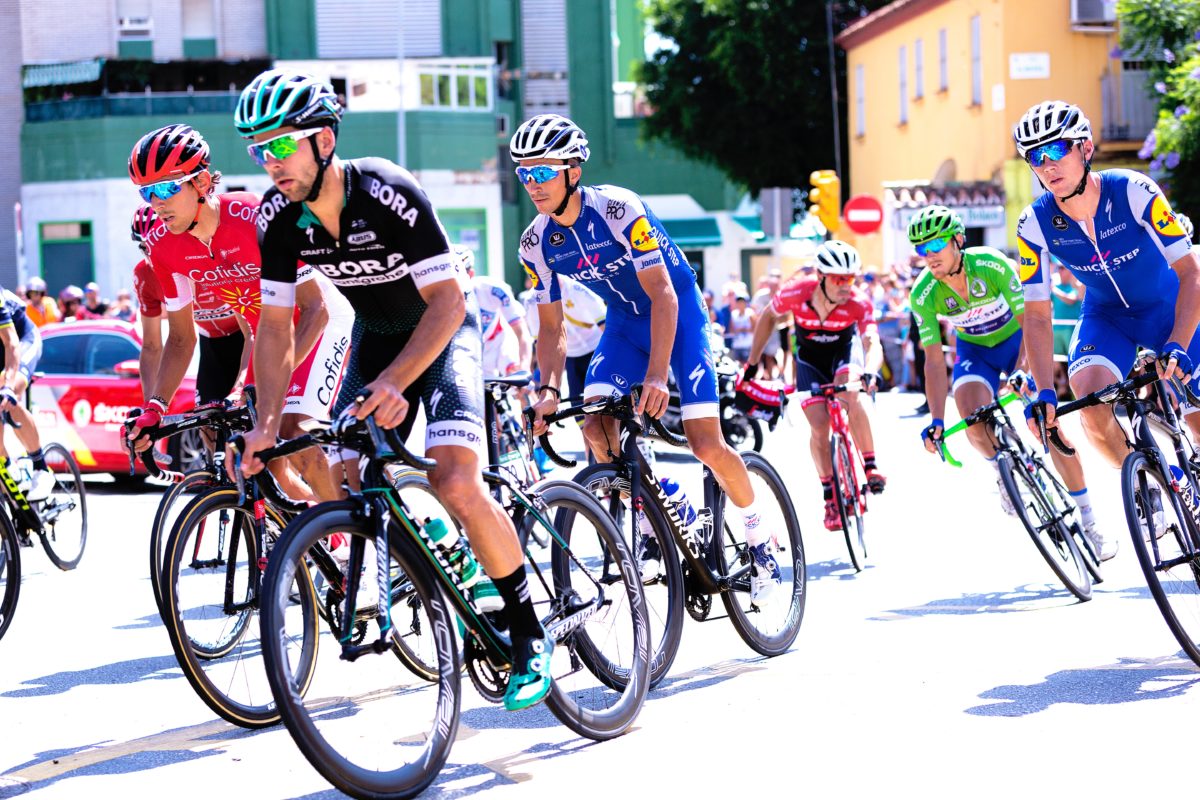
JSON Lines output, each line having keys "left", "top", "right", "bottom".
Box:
{"left": 228, "top": 426, "right": 274, "bottom": 480}
{"left": 1023, "top": 388, "right": 1058, "bottom": 438}
{"left": 126, "top": 398, "right": 166, "bottom": 454}
{"left": 354, "top": 377, "right": 409, "bottom": 429}
{"left": 863, "top": 372, "right": 881, "bottom": 397}
{"left": 1159, "top": 341, "right": 1193, "bottom": 382}
{"left": 530, "top": 394, "right": 558, "bottom": 437}
{"left": 0, "top": 387, "right": 18, "bottom": 409}
{"left": 920, "top": 418, "right": 944, "bottom": 455}
{"left": 637, "top": 374, "right": 669, "bottom": 418}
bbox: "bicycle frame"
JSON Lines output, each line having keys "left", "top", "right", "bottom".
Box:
{"left": 820, "top": 387, "right": 868, "bottom": 516}
{"left": 0, "top": 460, "right": 46, "bottom": 534}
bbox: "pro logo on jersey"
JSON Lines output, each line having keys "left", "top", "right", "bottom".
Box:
{"left": 521, "top": 258, "right": 543, "bottom": 291}
{"left": 1016, "top": 237, "right": 1040, "bottom": 283}
{"left": 1150, "top": 195, "right": 1187, "bottom": 239}
{"left": 629, "top": 216, "right": 660, "bottom": 252}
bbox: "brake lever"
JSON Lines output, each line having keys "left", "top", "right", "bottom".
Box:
{"left": 1032, "top": 404, "right": 1050, "bottom": 454}
{"left": 1048, "top": 427, "right": 1076, "bottom": 457}
{"left": 229, "top": 435, "right": 248, "bottom": 504}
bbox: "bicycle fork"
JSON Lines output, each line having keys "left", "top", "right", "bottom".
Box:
{"left": 339, "top": 494, "right": 394, "bottom": 661}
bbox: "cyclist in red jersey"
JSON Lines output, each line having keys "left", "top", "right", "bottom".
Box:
{"left": 746, "top": 241, "right": 885, "bottom": 531}
{"left": 125, "top": 124, "right": 351, "bottom": 501}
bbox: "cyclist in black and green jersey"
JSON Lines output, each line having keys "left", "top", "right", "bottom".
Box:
{"left": 909, "top": 205, "right": 1114, "bottom": 560}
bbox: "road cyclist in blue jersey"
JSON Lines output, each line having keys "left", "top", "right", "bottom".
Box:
{"left": 515, "top": 113, "right": 784, "bottom": 604}
{"left": 1014, "top": 100, "right": 1200, "bottom": 481}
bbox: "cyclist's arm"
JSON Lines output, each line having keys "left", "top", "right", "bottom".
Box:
{"left": 863, "top": 328, "right": 883, "bottom": 374}
{"left": 1022, "top": 299, "right": 1057, "bottom": 403}
{"left": 248, "top": 303, "right": 294, "bottom": 439}
{"left": 636, "top": 265, "right": 678, "bottom": 385}
{"left": 747, "top": 303, "right": 781, "bottom": 366}
{"left": 292, "top": 277, "right": 329, "bottom": 367}
{"left": 148, "top": 304, "right": 198, "bottom": 404}
{"left": 138, "top": 312, "right": 163, "bottom": 403}
{"left": 0, "top": 324, "right": 19, "bottom": 388}
{"left": 922, "top": 340, "right": 949, "bottom": 423}
{"left": 535, "top": 301, "right": 566, "bottom": 397}
{"left": 1168, "top": 248, "right": 1200, "bottom": 349}
{"left": 510, "top": 316, "right": 532, "bottom": 372}
{"left": 231, "top": 313, "right": 253, "bottom": 399}
{"left": 372, "top": 278, "right": 465, "bottom": 394}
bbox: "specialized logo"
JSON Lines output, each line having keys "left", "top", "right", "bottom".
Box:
{"left": 629, "top": 216, "right": 659, "bottom": 253}
{"left": 1105, "top": 198, "right": 1114, "bottom": 224}
{"left": 1051, "top": 214, "right": 1069, "bottom": 231}
{"left": 589, "top": 354, "right": 605, "bottom": 375}
{"left": 1151, "top": 194, "right": 1187, "bottom": 238}
{"left": 430, "top": 387, "right": 444, "bottom": 417}
{"left": 689, "top": 362, "right": 706, "bottom": 395}
{"left": 549, "top": 231, "right": 566, "bottom": 247}
{"left": 1016, "top": 237, "right": 1040, "bottom": 282}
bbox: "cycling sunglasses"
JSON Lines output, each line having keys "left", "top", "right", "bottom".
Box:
{"left": 137, "top": 171, "right": 203, "bottom": 203}
{"left": 914, "top": 235, "right": 954, "bottom": 257}
{"left": 515, "top": 164, "right": 571, "bottom": 184}
{"left": 246, "top": 127, "right": 322, "bottom": 167}
{"left": 1025, "top": 139, "right": 1074, "bottom": 166}
{"left": 824, "top": 274, "right": 856, "bottom": 286}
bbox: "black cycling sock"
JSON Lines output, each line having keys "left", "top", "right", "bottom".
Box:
{"left": 494, "top": 567, "right": 545, "bottom": 640}
{"left": 821, "top": 477, "right": 833, "bottom": 501}
{"left": 28, "top": 449, "right": 46, "bottom": 472}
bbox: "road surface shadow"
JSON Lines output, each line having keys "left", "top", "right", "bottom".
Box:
{"left": 870, "top": 584, "right": 1083, "bottom": 620}
{"left": 806, "top": 558, "right": 874, "bottom": 581}
{"left": 967, "top": 655, "right": 1200, "bottom": 716}
{"left": 2, "top": 654, "right": 181, "bottom": 698}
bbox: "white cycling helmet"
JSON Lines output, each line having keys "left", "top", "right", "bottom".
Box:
{"left": 1013, "top": 100, "right": 1092, "bottom": 158}
{"left": 453, "top": 244, "right": 476, "bottom": 273}
{"left": 815, "top": 240, "right": 863, "bottom": 275}
{"left": 509, "top": 114, "right": 590, "bottom": 163}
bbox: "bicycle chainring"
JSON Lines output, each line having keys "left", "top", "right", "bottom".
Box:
{"left": 464, "top": 635, "right": 509, "bottom": 703}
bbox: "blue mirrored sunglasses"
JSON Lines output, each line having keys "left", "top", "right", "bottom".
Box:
{"left": 914, "top": 236, "right": 953, "bottom": 257}
{"left": 515, "top": 164, "right": 571, "bottom": 184}
{"left": 1026, "top": 139, "right": 1074, "bottom": 166}
{"left": 137, "top": 172, "right": 200, "bottom": 203}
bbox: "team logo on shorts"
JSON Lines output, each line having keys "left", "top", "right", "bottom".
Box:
{"left": 1080, "top": 344, "right": 1095, "bottom": 352}
{"left": 549, "top": 231, "right": 566, "bottom": 247}
{"left": 612, "top": 374, "right": 629, "bottom": 389}
{"left": 1051, "top": 215, "right": 1069, "bottom": 231}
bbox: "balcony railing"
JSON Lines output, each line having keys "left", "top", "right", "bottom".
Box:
{"left": 26, "top": 91, "right": 241, "bottom": 123}
{"left": 1101, "top": 65, "right": 1158, "bottom": 143}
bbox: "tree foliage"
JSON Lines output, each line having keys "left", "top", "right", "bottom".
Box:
{"left": 1117, "top": 0, "right": 1200, "bottom": 218}
{"left": 638, "top": 0, "right": 889, "bottom": 195}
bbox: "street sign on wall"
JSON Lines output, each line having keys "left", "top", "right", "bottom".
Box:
{"left": 843, "top": 194, "right": 884, "bottom": 235}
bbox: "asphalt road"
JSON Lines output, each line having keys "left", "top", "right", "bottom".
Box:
{"left": 2, "top": 390, "right": 1198, "bottom": 800}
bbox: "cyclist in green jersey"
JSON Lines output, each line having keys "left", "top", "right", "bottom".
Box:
{"left": 910, "top": 206, "right": 1113, "bottom": 559}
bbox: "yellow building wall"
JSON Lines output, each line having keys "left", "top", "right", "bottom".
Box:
{"left": 843, "top": 0, "right": 1116, "bottom": 268}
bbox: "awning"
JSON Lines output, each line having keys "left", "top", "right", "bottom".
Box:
{"left": 733, "top": 215, "right": 766, "bottom": 240}
{"left": 661, "top": 216, "right": 722, "bottom": 248}
{"left": 732, "top": 215, "right": 825, "bottom": 241}
{"left": 22, "top": 59, "right": 104, "bottom": 89}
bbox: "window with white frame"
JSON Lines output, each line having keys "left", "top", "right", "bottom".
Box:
{"left": 899, "top": 45, "right": 908, "bottom": 123}
{"left": 914, "top": 38, "right": 924, "bottom": 99}
{"left": 970, "top": 15, "right": 981, "bottom": 105}
{"left": 416, "top": 60, "right": 493, "bottom": 111}
{"left": 938, "top": 28, "right": 948, "bottom": 91}
{"left": 855, "top": 63, "right": 865, "bottom": 136}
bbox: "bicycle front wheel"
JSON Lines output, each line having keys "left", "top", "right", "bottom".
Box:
{"left": 38, "top": 443, "right": 87, "bottom": 570}
{"left": 830, "top": 433, "right": 866, "bottom": 571}
{"left": 163, "top": 486, "right": 319, "bottom": 728}
{"left": 261, "top": 501, "right": 459, "bottom": 800}
{"left": 0, "top": 510, "right": 21, "bottom": 642}
{"left": 998, "top": 452, "right": 1091, "bottom": 601}
{"left": 717, "top": 451, "right": 806, "bottom": 656}
{"left": 1123, "top": 451, "right": 1200, "bottom": 665}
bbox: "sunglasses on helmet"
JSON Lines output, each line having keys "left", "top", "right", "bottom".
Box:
{"left": 515, "top": 164, "right": 571, "bottom": 184}
{"left": 137, "top": 171, "right": 203, "bottom": 203}
{"left": 1025, "top": 139, "right": 1075, "bottom": 166}
{"left": 246, "top": 128, "right": 322, "bottom": 167}
{"left": 914, "top": 235, "right": 954, "bottom": 257}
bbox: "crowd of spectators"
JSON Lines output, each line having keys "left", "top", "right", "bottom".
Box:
{"left": 13, "top": 279, "right": 138, "bottom": 328}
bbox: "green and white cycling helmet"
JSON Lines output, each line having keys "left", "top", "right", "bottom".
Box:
{"left": 815, "top": 240, "right": 863, "bottom": 275}
{"left": 234, "top": 69, "right": 343, "bottom": 137}
{"left": 907, "top": 205, "right": 965, "bottom": 245}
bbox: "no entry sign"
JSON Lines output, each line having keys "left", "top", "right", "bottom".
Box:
{"left": 843, "top": 194, "right": 884, "bottom": 235}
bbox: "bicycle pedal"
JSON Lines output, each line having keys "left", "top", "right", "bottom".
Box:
{"left": 17, "top": 532, "right": 33, "bottom": 548}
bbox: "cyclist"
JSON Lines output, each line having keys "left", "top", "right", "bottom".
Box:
{"left": 1014, "top": 101, "right": 1200, "bottom": 469}
{"left": 513, "top": 113, "right": 783, "bottom": 604}
{"left": 457, "top": 245, "right": 531, "bottom": 377}
{"left": 746, "top": 240, "right": 886, "bottom": 532}
{"left": 124, "top": 123, "right": 349, "bottom": 503}
{"left": 0, "top": 288, "right": 53, "bottom": 500}
{"left": 908, "top": 205, "right": 1113, "bottom": 559}
{"left": 232, "top": 69, "right": 554, "bottom": 712}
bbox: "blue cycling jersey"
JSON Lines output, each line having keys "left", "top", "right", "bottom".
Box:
{"left": 1017, "top": 169, "right": 1192, "bottom": 310}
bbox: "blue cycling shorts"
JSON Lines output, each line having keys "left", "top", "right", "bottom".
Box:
{"left": 1069, "top": 302, "right": 1200, "bottom": 397}
{"left": 584, "top": 282, "right": 719, "bottom": 419}
{"left": 952, "top": 331, "right": 1022, "bottom": 395}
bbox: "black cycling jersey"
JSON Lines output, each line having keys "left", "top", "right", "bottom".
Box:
{"left": 257, "top": 156, "right": 465, "bottom": 335}
{"left": 0, "top": 289, "right": 30, "bottom": 337}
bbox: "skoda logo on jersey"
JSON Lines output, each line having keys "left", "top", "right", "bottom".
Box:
{"left": 970, "top": 278, "right": 987, "bottom": 298}
{"left": 1051, "top": 215, "right": 1069, "bottom": 231}
{"left": 549, "top": 231, "right": 566, "bottom": 247}
{"left": 347, "top": 231, "right": 377, "bottom": 245}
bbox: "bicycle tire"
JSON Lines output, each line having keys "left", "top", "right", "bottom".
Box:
{"left": 150, "top": 469, "right": 220, "bottom": 614}
{"left": 997, "top": 452, "right": 1091, "bottom": 601}
{"left": 1122, "top": 451, "right": 1200, "bottom": 666}
{"left": 1037, "top": 466, "right": 1102, "bottom": 584}
{"left": 573, "top": 462, "right": 684, "bottom": 688}
{"left": 720, "top": 401, "right": 763, "bottom": 452}
{"left": 0, "top": 510, "right": 22, "bottom": 642}
{"left": 260, "top": 501, "right": 459, "bottom": 800}
{"left": 717, "top": 451, "right": 807, "bottom": 656}
{"left": 37, "top": 443, "right": 87, "bottom": 570}
{"left": 532, "top": 479, "right": 649, "bottom": 740}
{"left": 162, "top": 486, "right": 320, "bottom": 728}
{"left": 829, "top": 433, "right": 866, "bottom": 571}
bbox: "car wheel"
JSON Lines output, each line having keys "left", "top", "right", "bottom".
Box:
{"left": 168, "top": 428, "right": 209, "bottom": 473}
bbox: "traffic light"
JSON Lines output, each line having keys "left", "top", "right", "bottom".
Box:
{"left": 808, "top": 170, "right": 841, "bottom": 233}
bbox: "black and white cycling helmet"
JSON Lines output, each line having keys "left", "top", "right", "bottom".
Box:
{"left": 1012, "top": 100, "right": 1092, "bottom": 159}
{"left": 815, "top": 240, "right": 863, "bottom": 275}
{"left": 509, "top": 114, "right": 590, "bottom": 163}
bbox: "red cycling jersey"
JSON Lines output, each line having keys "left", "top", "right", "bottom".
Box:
{"left": 770, "top": 277, "right": 877, "bottom": 345}
{"left": 133, "top": 258, "right": 241, "bottom": 338}
{"left": 145, "top": 192, "right": 313, "bottom": 334}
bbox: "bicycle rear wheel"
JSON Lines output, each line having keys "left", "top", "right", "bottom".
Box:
{"left": 717, "top": 451, "right": 806, "bottom": 656}
{"left": 574, "top": 463, "right": 684, "bottom": 688}
{"left": 998, "top": 452, "right": 1091, "bottom": 601}
{"left": 260, "top": 501, "right": 458, "bottom": 800}
{"left": 0, "top": 511, "right": 21, "bottom": 642}
{"left": 37, "top": 443, "right": 87, "bottom": 570}
{"left": 1122, "top": 452, "right": 1200, "bottom": 665}
{"left": 151, "top": 469, "right": 220, "bottom": 614}
{"left": 830, "top": 433, "right": 866, "bottom": 571}
{"left": 162, "top": 487, "right": 320, "bottom": 728}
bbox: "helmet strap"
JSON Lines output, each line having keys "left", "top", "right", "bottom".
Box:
{"left": 947, "top": 250, "right": 964, "bottom": 278}
{"left": 305, "top": 135, "right": 334, "bottom": 203}
{"left": 186, "top": 196, "right": 205, "bottom": 233}
{"left": 819, "top": 277, "right": 837, "bottom": 304}
{"left": 552, "top": 170, "right": 579, "bottom": 218}
{"left": 1057, "top": 162, "right": 1091, "bottom": 202}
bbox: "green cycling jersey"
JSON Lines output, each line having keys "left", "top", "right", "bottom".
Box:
{"left": 909, "top": 246, "right": 1025, "bottom": 349}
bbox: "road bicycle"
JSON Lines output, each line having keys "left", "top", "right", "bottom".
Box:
{"left": 937, "top": 377, "right": 1094, "bottom": 601}
{"left": 1051, "top": 362, "right": 1200, "bottom": 663}
{"left": 257, "top": 404, "right": 649, "bottom": 799}
{"left": 552, "top": 387, "right": 805, "bottom": 687}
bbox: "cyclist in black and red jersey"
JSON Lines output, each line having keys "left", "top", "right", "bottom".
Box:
{"left": 746, "top": 241, "right": 885, "bottom": 531}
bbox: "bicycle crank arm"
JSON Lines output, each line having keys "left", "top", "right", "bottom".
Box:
{"left": 339, "top": 637, "right": 393, "bottom": 662}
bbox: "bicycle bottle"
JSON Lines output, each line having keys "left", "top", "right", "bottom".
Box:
{"left": 1169, "top": 465, "right": 1200, "bottom": 521}
{"left": 660, "top": 477, "right": 702, "bottom": 556}
{"left": 423, "top": 518, "right": 503, "bottom": 611}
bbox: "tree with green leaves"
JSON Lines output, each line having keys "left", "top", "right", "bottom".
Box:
{"left": 637, "top": 0, "right": 889, "bottom": 195}
{"left": 1117, "top": 0, "right": 1200, "bottom": 219}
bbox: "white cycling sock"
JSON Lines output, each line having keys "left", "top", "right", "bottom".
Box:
{"left": 1070, "top": 488, "right": 1096, "bottom": 528}
{"left": 740, "top": 508, "right": 767, "bottom": 547}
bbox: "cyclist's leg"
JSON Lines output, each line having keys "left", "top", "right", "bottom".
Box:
{"left": 951, "top": 337, "right": 1008, "bottom": 459}
{"left": 6, "top": 325, "right": 43, "bottom": 459}
{"left": 1067, "top": 310, "right": 1137, "bottom": 468}
{"left": 580, "top": 315, "right": 645, "bottom": 463}
{"left": 195, "top": 331, "right": 244, "bottom": 459}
